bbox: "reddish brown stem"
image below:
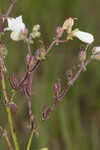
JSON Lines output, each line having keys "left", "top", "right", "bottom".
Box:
{"left": 41, "top": 57, "right": 92, "bottom": 122}
{"left": 16, "top": 39, "right": 67, "bottom": 89}
{"left": 25, "top": 39, "right": 31, "bottom": 56}
{"left": 5, "top": 0, "right": 16, "bottom": 18}
{"left": 57, "top": 57, "right": 92, "bottom": 101}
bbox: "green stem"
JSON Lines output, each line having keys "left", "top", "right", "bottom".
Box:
{"left": 0, "top": 70, "right": 20, "bottom": 150}
{"left": 26, "top": 130, "right": 34, "bottom": 150}
{"left": 10, "top": 90, "right": 16, "bottom": 102}
{"left": 6, "top": 106, "right": 19, "bottom": 150}
{"left": 5, "top": 135, "right": 14, "bottom": 150}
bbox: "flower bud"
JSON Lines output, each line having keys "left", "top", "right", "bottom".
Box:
{"left": 0, "top": 44, "right": 8, "bottom": 58}
{"left": 2, "top": 129, "right": 7, "bottom": 137}
{"left": 0, "top": 55, "right": 7, "bottom": 72}
{"left": 62, "top": 17, "right": 74, "bottom": 33}
{"left": 53, "top": 80, "right": 61, "bottom": 96}
{"left": 12, "top": 73, "right": 18, "bottom": 88}
{"left": 10, "top": 32, "right": 20, "bottom": 41}
{"left": 29, "top": 56, "right": 34, "bottom": 67}
{"left": 31, "top": 31, "right": 41, "bottom": 39}
{"left": 79, "top": 51, "right": 86, "bottom": 63}
{"left": 92, "top": 47, "right": 100, "bottom": 55}
{"left": 56, "top": 26, "right": 63, "bottom": 38}
{"left": 25, "top": 53, "right": 31, "bottom": 65}
{"left": 35, "top": 47, "right": 46, "bottom": 61}
{"left": 42, "top": 105, "right": 47, "bottom": 113}
{"left": 30, "top": 24, "right": 41, "bottom": 39}
{"left": 66, "top": 69, "right": 72, "bottom": 81}
{"left": 42, "top": 104, "right": 47, "bottom": 121}
{"left": 32, "top": 24, "right": 40, "bottom": 32}
{"left": 10, "top": 28, "right": 28, "bottom": 41}
{"left": 19, "top": 28, "right": 28, "bottom": 40}
{"left": 8, "top": 102, "right": 17, "bottom": 114}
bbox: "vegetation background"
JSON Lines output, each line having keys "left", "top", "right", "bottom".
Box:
{"left": 0, "top": 0, "right": 100, "bottom": 149}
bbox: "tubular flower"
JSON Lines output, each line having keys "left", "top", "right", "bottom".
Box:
{"left": 4, "top": 16, "right": 27, "bottom": 41}
{"left": 73, "top": 30, "right": 94, "bottom": 44}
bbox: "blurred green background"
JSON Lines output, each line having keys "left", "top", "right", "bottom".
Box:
{"left": 1, "top": 0, "right": 100, "bottom": 150}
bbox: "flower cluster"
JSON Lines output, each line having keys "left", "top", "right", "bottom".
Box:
{"left": 4, "top": 16, "right": 28, "bottom": 41}
{"left": 4, "top": 16, "right": 41, "bottom": 43}
{"left": 56, "top": 17, "right": 94, "bottom": 44}
{"left": 4, "top": 16, "right": 94, "bottom": 44}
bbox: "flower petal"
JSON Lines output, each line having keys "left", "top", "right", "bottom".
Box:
{"left": 4, "top": 16, "right": 26, "bottom": 33}
{"left": 92, "top": 46, "right": 100, "bottom": 54}
{"left": 74, "top": 30, "right": 94, "bottom": 44}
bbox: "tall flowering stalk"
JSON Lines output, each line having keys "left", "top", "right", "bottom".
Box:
{"left": 0, "top": 1, "right": 100, "bottom": 150}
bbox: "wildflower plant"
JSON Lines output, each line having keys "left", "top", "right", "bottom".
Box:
{"left": 0, "top": 0, "right": 100, "bottom": 150}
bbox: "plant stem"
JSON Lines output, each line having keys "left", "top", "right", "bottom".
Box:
{"left": 10, "top": 90, "right": 16, "bottom": 101}
{"left": 0, "top": 69, "right": 20, "bottom": 150}
{"left": 5, "top": 134, "right": 14, "bottom": 150}
{"left": 57, "top": 58, "right": 92, "bottom": 101}
{"left": 26, "top": 130, "right": 34, "bottom": 150}
{"left": 6, "top": 106, "right": 19, "bottom": 150}
{"left": 17, "top": 39, "right": 68, "bottom": 88}
{"left": 0, "top": 125, "right": 14, "bottom": 150}
{"left": 5, "top": 0, "right": 17, "bottom": 18}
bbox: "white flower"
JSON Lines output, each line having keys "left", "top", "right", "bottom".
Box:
{"left": 4, "top": 16, "right": 25, "bottom": 33}
{"left": 73, "top": 30, "right": 94, "bottom": 44}
{"left": 92, "top": 46, "right": 100, "bottom": 55}
{"left": 4, "top": 16, "right": 26, "bottom": 41}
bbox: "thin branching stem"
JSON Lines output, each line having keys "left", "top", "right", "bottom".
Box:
{"left": 0, "top": 69, "right": 20, "bottom": 150}
{"left": 26, "top": 57, "right": 92, "bottom": 150}
{"left": 26, "top": 130, "right": 34, "bottom": 150}
{"left": 5, "top": 0, "right": 17, "bottom": 18}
